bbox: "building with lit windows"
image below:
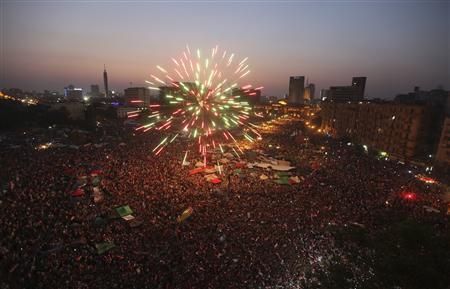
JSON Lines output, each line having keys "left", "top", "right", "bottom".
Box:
{"left": 436, "top": 117, "right": 450, "bottom": 165}
{"left": 326, "top": 77, "right": 366, "bottom": 102}
{"left": 124, "top": 87, "right": 152, "bottom": 106}
{"left": 321, "top": 88, "right": 449, "bottom": 162}
{"left": 288, "top": 76, "right": 305, "bottom": 105}
{"left": 64, "top": 85, "right": 83, "bottom": 100}
{"left": 321, "top": 101, "right": 428, "bottom": 160}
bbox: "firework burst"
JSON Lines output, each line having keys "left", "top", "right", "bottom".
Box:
{"left": 129, "top": 45, "right": 263, "bottom": 165}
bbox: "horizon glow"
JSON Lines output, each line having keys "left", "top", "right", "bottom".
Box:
{"left": 1, "top": 1, "right": 449, "bottom": 98}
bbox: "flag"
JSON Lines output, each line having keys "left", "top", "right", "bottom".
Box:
{"left": 115, "top": 205, "right": 133, "bottom": 217}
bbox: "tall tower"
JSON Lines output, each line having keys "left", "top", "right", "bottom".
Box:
{"left": 351, "top": 77, "right": 366, "bottom": 99}
{"left": 288, "top": 76, "right": 305, "bottom": 105}
{"left": 103, "top": 65, "right": 109, "bottom": 98}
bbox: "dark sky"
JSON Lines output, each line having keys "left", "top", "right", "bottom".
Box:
{"left": 1, "top": 0, "right": 449, "bottom": 98}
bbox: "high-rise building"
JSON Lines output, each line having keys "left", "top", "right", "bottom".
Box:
{"left": 90, "top": 85, "right": 100, "bottom": 97}
{"left": 320, "top": 89, "right": 330, "bottom": 101}
{"left": 435, "top": 116, "right": 450, "bottom": 166}
{"left": 124, "top": 87, "right": 152, "bottom": 106}
{"left": 320, "top": 89, "right": 449, "bottom": 162}
{"left": 288, "top": 76, "right": 305, "bottom": 105}
{"left": 320, "top": 101, "right": 426, "bottom": 160}
{"left": 64, "top": 84, "right": 83, "bottom": 100}
{"left": 395, "top": 87, "right": 449, "bottom": 157}
{"left": 326, "top": 77, "right": 367, "bottom": 102}
{"left": 103, "top": 65, "right": 109, "bottom": 98}
{"left": 304, "top": 83, "right": 315, "bottom": 103}
{"left": 351, "top": 77, "right": 366, "bottom": 99}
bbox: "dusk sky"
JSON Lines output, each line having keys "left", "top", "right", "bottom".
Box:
{"left": 1, "top": 0, "right": 449, "bottom": 99}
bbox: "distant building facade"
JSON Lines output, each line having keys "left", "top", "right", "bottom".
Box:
{"left": 351, "top": 77, "right": 366, "bottom": 99}
{"left": 90, "top": 85, "right": 100, "bottom": 97}
{"left": 326, "top": 77, "right": 366, "bottom": 102}
{"left": 304, "top": 83, "right": 315, "bottom": 103}
{"left": 320, "top": 89, "right": 330, "bottom": 101}
{"left": 435, "top": 117, "right": 450, "bottom": 165}
{"left": 395, "top": 88, "right": 449, "bottom": 157}
{"left": 321, "top": 101, "right": 427, "bottom": 160}
{"left": 124, "top": 87, "right": 152, "bottom": 106}
{"left": 64, "top": 85, "right": 83, "bottom": 100}
{"left": 50, "top": 102, "right": 86, "bottom": 120}
{"left": 321, "top": 88, "right": 449, "bottom": 162}
{"left": 117, "top": 106, "right": 140, "bottom": 119}
{"left": 288, "top": 76, "right": 305, "bottom": 105}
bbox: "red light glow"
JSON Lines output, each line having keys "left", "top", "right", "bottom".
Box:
{"left": 402, "top": 192, "right": 417, "bottom": 201}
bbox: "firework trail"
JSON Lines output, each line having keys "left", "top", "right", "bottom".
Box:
{"left": 128, "top": 45, "right": 263, "bottom": 165}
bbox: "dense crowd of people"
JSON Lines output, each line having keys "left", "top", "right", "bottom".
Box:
{"left": 0, "top": 117, "right": 448, "bottom": 289}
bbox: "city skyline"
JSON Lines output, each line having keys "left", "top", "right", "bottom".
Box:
{"left": 1, "top": 1, "right": 449, "bottom": 98}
